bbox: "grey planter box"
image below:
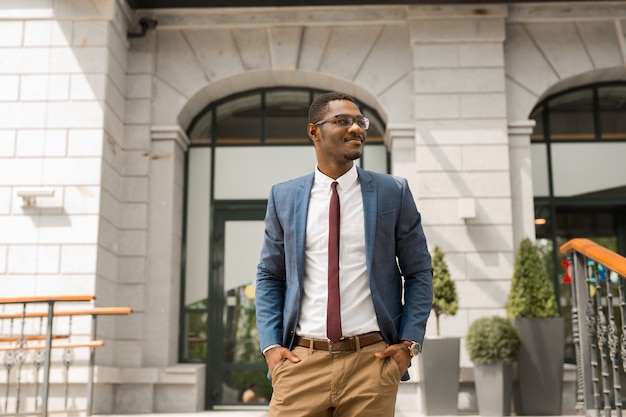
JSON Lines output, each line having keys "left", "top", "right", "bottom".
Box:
{"left": 474, "top": 362, "right": 513, "bottom": 417}
{"left": 513, "top": 317, "right": 565, "bottom": 415}
{"left": 419, "top": 337, "right": 460, "bottom": 415}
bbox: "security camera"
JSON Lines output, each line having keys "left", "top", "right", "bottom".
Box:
{"left": 139, "top": 18, "right": 158, "bottom": 30}
{"left": 128, "top": 18, "right": 158, "bottom": 38}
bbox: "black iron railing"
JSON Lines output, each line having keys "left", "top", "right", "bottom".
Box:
{"left": 0, "top": 296, "right": 131, "bottom": 417}
{"left": 561, "top": 239, "right": 626, "bottom": 417}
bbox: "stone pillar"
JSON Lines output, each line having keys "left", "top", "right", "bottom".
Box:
{"left": 508, "top": 120, "right": 537, "bottom": 250}
{"left": 408, "top": 6, "right": 514, "bottom": 386}
{"left": 146, "top": 125, "right": 189, "bottom": 366}
{"left": 385, "top": 124, "right": 418, "bottom": 191}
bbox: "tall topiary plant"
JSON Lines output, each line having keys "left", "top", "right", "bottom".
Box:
{"left": 432, "top": 245, "right": 458, "bottom": 336}
{"left": 506, "top": 238, "right": 559, "bottom": 318}
{"left": 421, "top": 245, "right": 461, "bottom": 416}
{"left": 505, "top": 238, "right": 564, "bottom": 415}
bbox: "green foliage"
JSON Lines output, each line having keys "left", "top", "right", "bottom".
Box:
{"left": 187, "top": 310, "right": 208, "bottom": 360}
{"left": 466, "top": 316, "right": 521, "bottom": 364}
{"left": 431, "top": 245, "right": 458, "bottom": 336}
{"left": 506, "top": 238, "right": 559, "bottom": 319}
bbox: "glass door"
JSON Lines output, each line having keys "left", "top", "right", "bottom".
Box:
{"left": 207, "top": 202, "right": 270, "bottom": 409}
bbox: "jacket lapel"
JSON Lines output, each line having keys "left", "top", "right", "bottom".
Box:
{"left": 294, "top": 173, "right": 314, "bottom": 285}
{"left": 357, "top": 167, "right": 376, "bottom": 273}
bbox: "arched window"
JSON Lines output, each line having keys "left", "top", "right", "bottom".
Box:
{"left": 530, "top": 82, "right": 626, "bottom": 238}
{"left": 529, "top": 82, "right": 626, "bottom": 365}
{"left": 180, "top": 87, "right": 388, "bottom": 408}
{"left": 188, "top": 88, "right": 386, "bottom": 147}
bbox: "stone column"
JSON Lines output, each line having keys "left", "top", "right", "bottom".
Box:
{"left": 146, "top": 125, "right": 189, "bottom": 366}
{"left": 385, "top": 124, "right": 418, "bottom": 191}
{"left": 408, "top": 6, "right": 513, "bottom": 387}
{"left": 508, "top": 120, "right": 536, "bottom": 250}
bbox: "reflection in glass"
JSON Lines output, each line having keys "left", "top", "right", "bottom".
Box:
{"left": 216, "top": 93, "right": 262, "bottom": 144}
{"left": 549, "top": 89, "right": 594, "bottom": 140}
{"left": 223, "top": 284, "right": 261, "bottom": 365}
{"left": 362, "top": 108, "right": 384, "bottom": 143}
{"left": 599, "top": 86, "right": 626, "bottom": 140}
{"left": 222, "top": 370, "right": 271, "bottom": 405}
{"left": 221, "top": 283, "right": 270, "bottom": 405}
{"left": 183, "top": 300, "right": 208, "bottom": 361}
{"left": 265, "top": 90, "right": 310, "bottom": 143}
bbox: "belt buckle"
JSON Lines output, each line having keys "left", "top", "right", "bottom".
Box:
{"left": 327, "top": 339, "right": 342, "bottom": 354}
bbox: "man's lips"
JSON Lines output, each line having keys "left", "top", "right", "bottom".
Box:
{"left": 346, "top": 136, "right": 364, "bottom": 143}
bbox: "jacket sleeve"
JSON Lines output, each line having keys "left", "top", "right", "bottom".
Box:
{"left": 255, "top": 185, "right": 287, "bottom": 352}
{"left": 396, "top": 178, "right": 433, "bottom": 345}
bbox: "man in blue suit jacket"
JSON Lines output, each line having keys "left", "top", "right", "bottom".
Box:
{"left": 256, "top": 92, "right": 433, "bottom": 416}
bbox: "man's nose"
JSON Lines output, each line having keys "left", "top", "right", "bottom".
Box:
{"left": 347, "top": 121, "right": 364, "bottom": 132}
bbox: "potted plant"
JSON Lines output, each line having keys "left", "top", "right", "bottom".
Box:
{"left": 506, "top": 238, "right": 564, "bottom": 415}
{"left": 466, "top": 316, "right": 521, "bottom": 417}
{"left": 419, "top": 245, "right": 460, "bottom": 415}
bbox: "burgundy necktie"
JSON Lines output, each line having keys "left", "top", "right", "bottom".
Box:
{"left": 327, "top": 181, "right": 342, "bottom": 343}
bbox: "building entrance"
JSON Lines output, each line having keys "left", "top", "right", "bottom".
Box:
{"left": 206, "top": 202, "right": 270, "bottom": 409}
{"left": 180, "top": 87, "right": 389, "bottom": 410}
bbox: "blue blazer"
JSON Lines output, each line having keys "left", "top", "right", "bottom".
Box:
{"left": 256, "top": 167, "right": 433, "bottom": 380}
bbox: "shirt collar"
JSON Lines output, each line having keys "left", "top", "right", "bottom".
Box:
{"left": 314, "top": 165, "right": 359, "bottom": 192}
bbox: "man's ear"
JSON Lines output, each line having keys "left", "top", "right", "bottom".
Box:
{"left": 307, "top": 123, "right": 319, "bottom": 142}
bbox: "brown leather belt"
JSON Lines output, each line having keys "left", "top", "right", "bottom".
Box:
{"left": 294, "top": 332, "right": 384, "bottom": 353}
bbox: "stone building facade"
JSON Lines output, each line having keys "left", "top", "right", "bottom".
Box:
{"left": 1, "top": 0, "right": 625, "bottom": 414}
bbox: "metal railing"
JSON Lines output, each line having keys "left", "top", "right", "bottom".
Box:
{"left": 0, "top": 296, "right": 132, "bottom": 417}
{"left": 561, "top": 239, "right": 626, "bottom": 417}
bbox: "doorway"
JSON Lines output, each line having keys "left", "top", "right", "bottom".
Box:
{"left": 180, "top": 87, "right": 390, "bottom": 410}
{"left": 206, "top": 201, "right": 270, "bottom": 409}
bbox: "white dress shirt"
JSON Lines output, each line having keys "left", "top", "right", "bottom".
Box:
{"left": 297, "top": 165, "right": 380, "bottom": 340}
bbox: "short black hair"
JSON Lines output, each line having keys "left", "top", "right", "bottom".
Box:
{"left": 308, "top": 92, "right": 357, "bottom": 124}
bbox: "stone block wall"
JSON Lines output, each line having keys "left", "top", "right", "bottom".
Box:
{"left": 2, "top": 0, "right": 625, "bottom": 413}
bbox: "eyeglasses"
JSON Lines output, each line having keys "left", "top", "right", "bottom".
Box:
{"left": 314, "top": 114, "right": 370, "bottom": 130}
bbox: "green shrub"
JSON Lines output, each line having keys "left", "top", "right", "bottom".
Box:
{"left": 466, "top": 316, "right": 521, "bottom": 364}
{"left": 432, "top": 245, "right": 458, "bottom": 336}
{"left": 506, "top": 238, "right": 559, "bottom": 319}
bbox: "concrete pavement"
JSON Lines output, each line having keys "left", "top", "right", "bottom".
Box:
{"left": 94, "top": 412, "right": 268, "bottom": 417}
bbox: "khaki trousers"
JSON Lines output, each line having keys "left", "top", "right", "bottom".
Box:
{"left": 269, "top": 340, "right": 401, "bottom": 417}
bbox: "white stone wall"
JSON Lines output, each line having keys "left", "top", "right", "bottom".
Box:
{"left": 1, "top": 0, "right": 626, "bottom": 414}
{"left": 0, "top": 0, "right": 131, "bottom": 332}
{"left": 0, "top": 0, "right": 202, "bottom": 413}
{"left": 407, "top": 5, "right": 514, "bottom": 369}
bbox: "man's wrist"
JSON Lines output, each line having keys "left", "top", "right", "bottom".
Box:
{"left": 400, "top": 339, "right": 421, "bottom": 357}
{"left": 262, "top": 344, "right": 281, "bottom": 356}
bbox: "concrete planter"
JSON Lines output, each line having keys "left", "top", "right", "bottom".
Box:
{"left": 474, "top": 362, "right": 514, "bottom": 417}
{"left": 419, "top": 337, "right": 460, "bottom": 415}
{"left": 513, "top": 317, "right": 565, "bottom": 415}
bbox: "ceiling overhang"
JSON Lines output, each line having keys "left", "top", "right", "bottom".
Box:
{"left": 126, "top": 0, "right": 614, "bottom": 9}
